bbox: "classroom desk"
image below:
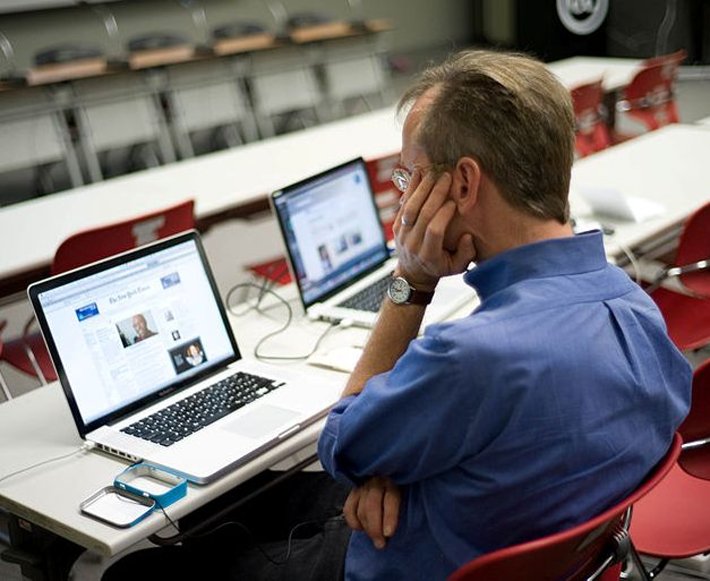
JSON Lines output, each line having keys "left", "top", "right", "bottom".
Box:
{"left": 569, "top": 123, "right": 710, "bottom": 263}
{"left": 0, "top": 106, "right": 402, "bottom": 301}
{"left": 546, "top": 56, "right": 643, "bottom": 91}
{"left": 0, "top": 291, "right": 352, "bottom": 576}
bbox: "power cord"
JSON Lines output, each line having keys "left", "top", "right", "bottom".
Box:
{"left": 0, "top": 442, "right": 95, "bottom": 485}
{"left": 615, "top": 240, "right": 642, "bottom": 286}
{"left": 154, "top": 498, "right": 344, "bottom": 567}
{"left": 225, "top": 281, "right": 339, "bottom": 361}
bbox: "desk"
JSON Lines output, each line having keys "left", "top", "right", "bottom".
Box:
{"left": 570, "top": 124, "right": 710, "bottom": 262}
{"left": 0, "top": 293, "right": 353, "bottom": 571}
{"left": 0, "top": 106, "right": 401, "bottom": 300}
{"left": 547, "top": 56, "right": 643, "bottom": 91}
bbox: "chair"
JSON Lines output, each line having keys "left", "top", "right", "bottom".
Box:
{"left": 0, "top": 200, "right": 195, "bottom": 392}
{"left": 570, "top": 79, "right": 612, "bottom": 158}
{"left": 71, "top": 72, "right": 176, "bottom": 182}
{"left": 320, "top": 36, "right": 391, "bottom": 119}
{"left": 628, "top": 433, "right": 710, "bottom": 579}
{"left": 164, "top": 60, "right": 258, "bottom": 159}
{"left": 615, "top": 50, "right": 686, "bottom": 137}
{"left": 645, "top": 201, "right": 710, "bottom": 351}
{"left": 0, "top": 88, "right": 83, "bottom": 205}
{"left": 449, "top": 433, "right": 682, "bottom": 581}
{"left": 365, "top": 152, "right": 401, "bottom": 241}
{"left": 246, "top": 45, "right": 326, "bottom": 137}
{"left": 674, "top": 358, "right": 710, "bottom": 480}
{"left": 0, "top": 321, "right": 11, "bottom": 402}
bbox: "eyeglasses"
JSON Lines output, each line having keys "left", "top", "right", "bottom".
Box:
{"left": 391, "top": 164, "right": 448, "bottom": 194}
{"left": 391, "top": 167, "right": 411, "bottom": 193}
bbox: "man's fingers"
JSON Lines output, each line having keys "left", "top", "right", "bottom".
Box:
{"left": 343, "top": 489, "right": 363, "bottom": 531}
{"left": 418, "top": 200, "right": 456, "bottom": 265}
{"left": 399, "top": 171, "right": 434, "bottom": 228}
{"left": 361, "top": 480, "right": 387, "bottom": 548}
{"left": 451, "top": 233, "right": 477, "bottom": 273}
{"left": 382, "top": 480, "right": 401, "bottom": 538}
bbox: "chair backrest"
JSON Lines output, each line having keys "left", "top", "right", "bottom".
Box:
{"left": 321, "top": 37, "right": 387, "bottom": 102}
{"left": 0, "top": 89, "right": 83, "bottom": 189}
{"left": 72, "top": 73, "right": 176, "bottom": 180}
{"left": 673, "top": 201, "right": 710, "bottom": 296}
{"left": 51, "top": 199, "right": 195, "bottom": 275}
{"left": 448, "top": 433, "right": 682, "bottom": 581}
{"left": 364, "top": 152, "right": 400, "bottom": 241}
{"left": 248, "top": 46, "right": 323, "bottom": 136}
{"left": 619, "top": 50, "right": 686, "bottom": 131}
{"left": 676, "top": 360, "right": 710, "bottom": 479}
{"left": 678, "top": 359, "right": 710, "bottom": 444}
{"left": 570, "top": 79, "right": 611, "bottom": 157}
{"left": 165, "top": 60, "right": 257, "bottom": 157}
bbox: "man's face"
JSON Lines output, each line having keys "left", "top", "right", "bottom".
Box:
{"left": 132, "top": 315, "right": 147, "bottom": 336}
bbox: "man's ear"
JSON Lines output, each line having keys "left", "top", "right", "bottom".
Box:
{"left": 451, "top": 157, "right": 481, "bottom": 212}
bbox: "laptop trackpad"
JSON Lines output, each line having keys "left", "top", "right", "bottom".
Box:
{"left": 222, "top": 405, "right": 300, "bottom": 439}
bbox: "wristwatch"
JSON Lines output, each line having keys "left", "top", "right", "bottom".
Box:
{"left": 387, "top": 276, "right": 435, "bottom": 306}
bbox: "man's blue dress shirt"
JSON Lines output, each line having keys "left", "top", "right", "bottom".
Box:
{"left": 318, "top": 231, "right": 691, "bottom": 580}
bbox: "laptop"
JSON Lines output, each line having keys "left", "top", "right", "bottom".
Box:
{"left": 28, "top": 231, "right": 342, "bottom": 484}
{"left": 270, "top": 157, "right": 473, "bottom": 328}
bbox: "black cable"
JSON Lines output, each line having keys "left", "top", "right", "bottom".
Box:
{"left": 224, "top": 281, "right": 339, "bottom": 361}
{"left": 154, "top": 503, "right": 344, "bottom": 566}
{"left": 150, "top": 452, "right": 319, "bottom": 546}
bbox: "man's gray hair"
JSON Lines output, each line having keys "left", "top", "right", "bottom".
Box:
{"left": 398, "top": 49, "right": 575, "bottom": 224}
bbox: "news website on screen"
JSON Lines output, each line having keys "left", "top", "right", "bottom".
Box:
{"left": 38, "top": 241, "right": 234, "bottom": 423}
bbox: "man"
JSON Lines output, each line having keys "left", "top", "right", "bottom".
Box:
{"left": 132, "top": 313, "right": 157, "bottom": 343}
{"left": 103, "top": 49, "right": 690, "bottom": 581}
{"left": 317, "top": 49, "right": 691, "bottom": 579}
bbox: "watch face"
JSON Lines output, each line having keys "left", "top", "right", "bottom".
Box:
{"left": 388, "top": 277, "right": 411, "bottom": 304}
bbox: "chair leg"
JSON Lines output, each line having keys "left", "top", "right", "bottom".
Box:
{"left": 23, "top": 343, "right": 48, "bottom": 386}
{"left": 0, "top": 368, "right": 12, "bottom": 401}
{"left": 623, "top": 542, "right": 666, "bottom": 581}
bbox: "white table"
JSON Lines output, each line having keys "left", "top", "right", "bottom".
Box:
{"left": 0, "top": 107, "right": 402, "bottom": 298}
{"left": 570, "top": 124, "right": 710, "bottom": 262}
{"left": 547, "top": 56, "right": 643, "bottom": 91}
{"left": 0, "top": 296, "right": 349, "bottom": 558}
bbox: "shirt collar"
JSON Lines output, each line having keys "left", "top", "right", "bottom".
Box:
{"left": 464, "top": 230, "right": 607, "bottom": 299}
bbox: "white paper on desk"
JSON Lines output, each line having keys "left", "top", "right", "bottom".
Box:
{"left": 308, "top": 345, "right": 363, "bottom": 373}
{"left": 577, "top": 185, "right": 665, "bottom": 223}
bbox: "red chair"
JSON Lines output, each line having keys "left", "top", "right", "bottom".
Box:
{"left": 449, "top": 434, "right": 682, "bottom": 581}
{"left": 675, "top": 359, "right": 710, "bottom": 480}
{"left": 0, "top": 321, "right": 11, "bottom": 401}
{"left": 615, "top": 49, "right": 686, "bottom": 137}
{"left": 629, "top": 445, "right": 710, "bottom": 578}
{"left": 0, "top": 200, "right": 195, "bottom": 390}
{"left": 646, "top": 201, "right": 710, "bottom": 351}
{"left": 365, "top": 151, "right": 402, "bottom": 241}
{"left": 570, "top": 79, "right": 612, "bottom": 157}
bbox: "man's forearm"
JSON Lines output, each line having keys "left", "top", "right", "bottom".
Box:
{"left": 342, "top": 300, "right": 426, "bottom": 397}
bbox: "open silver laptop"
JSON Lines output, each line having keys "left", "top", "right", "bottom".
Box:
{"left": 28, "top": 231, "right": 341, "bottom": 484}
{"left": 270, "top": 157, "right": 472, "bottom": 328}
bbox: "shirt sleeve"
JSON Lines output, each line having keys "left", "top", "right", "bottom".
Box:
{"left": 317, "top": 328, "right": 483, "bottom": 486}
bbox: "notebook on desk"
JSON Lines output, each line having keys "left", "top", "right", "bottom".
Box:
{"left": 28, "top": 231, "right": 340, "bottom": 484}
{"left": 270, "top": 157, "right": 472, "bottom": 328}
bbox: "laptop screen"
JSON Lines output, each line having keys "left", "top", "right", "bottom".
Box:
{"left": 271, "top": 158, "right": 389, "bottom": 308}
{"left": 29, "top": 233, "right": 239, "bottom": 432}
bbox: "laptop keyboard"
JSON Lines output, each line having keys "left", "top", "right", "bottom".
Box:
{"left": 337, "top": 275, "right": 390, "bottom": 313}
{"left": 121, "top": 371, "right": 284, "bottom": 447}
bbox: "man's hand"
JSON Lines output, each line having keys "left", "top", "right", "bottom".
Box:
{"left": 393, "top": 170, "right": 475, "bottom": 290}
{"left": 343, "top": 476, "right": 401, "bottom": 549}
